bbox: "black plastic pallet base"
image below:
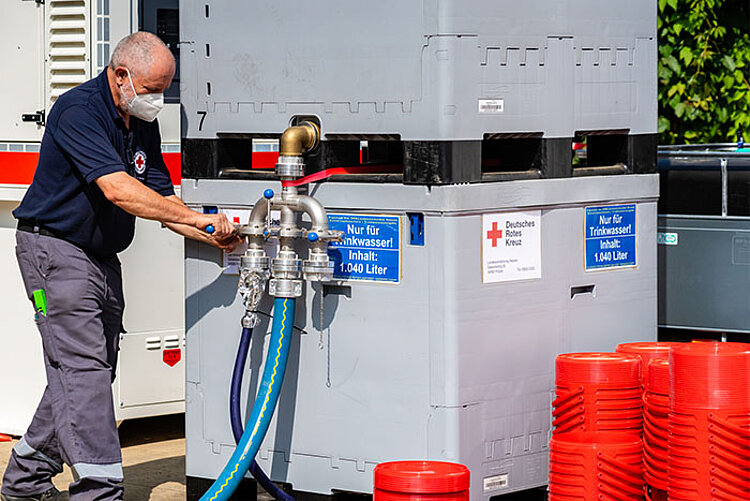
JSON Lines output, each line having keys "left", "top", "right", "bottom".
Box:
{"left": 181, "top": 134, "right": 657, "bottom": 185}
{"left": 490, "top": 487, "right": 548, "bottom": 500}
{"left": 186, "top": 476, "right": 548, "bottom": 501}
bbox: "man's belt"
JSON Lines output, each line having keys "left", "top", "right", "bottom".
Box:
{"left": 17, "top": 220, "right": 64, "bottom": 239}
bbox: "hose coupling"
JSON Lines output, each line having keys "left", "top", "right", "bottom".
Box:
{"left": 302, "top": 260, "right": 334, "bottom": 282}
{"left": 275, "top": 156, "right": 306, "bottom": 179}
{"left": 238, "top": 266, "right": 268, "bottom": 328}
{"left": 269, "top": 279, "right": 303, "bottom": 298}
{"left": 302, "top": 228, "right": 343, "bottom": 281}
{"left": 271, "top": 251, "right": 301, "bottom": 280}
{"left": 240, "top": 248, "right": 270, "bottom": 275}
{"left": 242, "top": 311, "right": 261, "bottom": 329}
{"left": 302, "top": 249, "right": 334, "bottom": 282}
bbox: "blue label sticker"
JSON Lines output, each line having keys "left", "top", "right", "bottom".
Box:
{"left": 584, "top": 204, "right": 637, "bottom": 270}
{"left": 327, "top": 213, "right": 401, "bottom": 283}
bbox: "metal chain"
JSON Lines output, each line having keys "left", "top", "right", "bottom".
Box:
{"left": 320, "top": 287, "right": 331, "bottom": 388}
{"left": 326, "top": 326, "right": 331, "bottom": 388}
{"left": 318, "top": 288, "right": 325, "bottom": 350}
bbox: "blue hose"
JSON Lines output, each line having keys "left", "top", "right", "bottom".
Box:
{"left": 230, "top": 327, "right": 295, "bottom": 501}
{"left": 201, "top": 298, "right": 296, "bottom": 501}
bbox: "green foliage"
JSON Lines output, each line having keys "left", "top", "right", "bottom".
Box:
{"left": 658, "top": 0, "right": 750, "bottom": 144}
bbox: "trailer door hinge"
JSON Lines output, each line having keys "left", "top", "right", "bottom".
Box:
{"left": 22, "top": 110, "right": 45, "bottom": 126}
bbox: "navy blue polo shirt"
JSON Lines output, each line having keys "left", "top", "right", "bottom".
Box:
{"left": 14, "top": 69, "right": 175, "bottom": 257}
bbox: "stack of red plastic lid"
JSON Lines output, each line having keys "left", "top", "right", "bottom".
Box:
{"left": 615, "top": 342, "right": 682, "bottom": 501}
{"left": 616, "top": 342, "right": 682, "bottom": 383}
{"left": 549, "top": 432, "right": 644, "bottom": 501}
{"left": 550, "top": 353, "right": 644, "bottom": 501}
{"left": 669, "top": 342, "right": 750, "bottom": 501}
{"left": 373, "top": 461, "right": 470, "bottom": 501}
{"left": 553, "top": 353, "right": 643, "bottom": 435}
{"left": 643, "top": 358, "right": 670, "bottom": 501}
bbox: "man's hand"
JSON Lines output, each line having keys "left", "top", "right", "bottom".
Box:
{"left": 212, "top": 233, "right": 244, "bottom": 253}
{"left": 162, "top": 195, "right": 242, "bottom": 248}
{"left": 194, "top": 213, "right": 234, "bottom": 240}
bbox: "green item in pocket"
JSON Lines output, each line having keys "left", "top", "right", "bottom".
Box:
{"left": 33, "top": 289, "right": 47, "bottom": 317}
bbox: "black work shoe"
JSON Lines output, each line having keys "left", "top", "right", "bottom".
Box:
{"left": 1, "top": 487, "right": 63, "bottom": 501}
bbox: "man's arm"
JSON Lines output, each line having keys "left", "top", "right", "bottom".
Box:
{"left": 95, "top": 171, "right": 234, "bottom": 238}
{"left": 163, "top": 195, "right": 243, "bottom": 252}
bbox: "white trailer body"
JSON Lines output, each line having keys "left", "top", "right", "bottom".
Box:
{"left": 0, "top": 0, "right": 185, "bottom": 435}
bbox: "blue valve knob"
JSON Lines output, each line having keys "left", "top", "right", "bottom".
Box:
{"left": 263, "top": 229, "right": 270, "bottom": 237}
{"left": 206, "top": 225, "right": 215, "bottom": 234}
{"left": 264, "top": 189, "right": 274, "bottom": 199}
{"left": 308, "top": 232, "right": 319, "bottom": 242}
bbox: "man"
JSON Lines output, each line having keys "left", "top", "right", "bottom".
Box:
{"left": 1, "top": 32, "right": 239, "bottom": 501}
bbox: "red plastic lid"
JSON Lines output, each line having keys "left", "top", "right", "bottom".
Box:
{"left": 647, "top": 358, "right": 670, "bottom": 395}
{"left": 556, "top": 353, "right": 641, "bottom": 386}
{"left": 616, "top": 342, "right": 683, "bottom": 381}
{"left": 671, "top": 342, "right": 750, "bottom": 410}
{"left": 374, "top": 461, "right": 470, "bottom": 494}
{"left": 550, "top": 432, "right": 642, "bottom": 455}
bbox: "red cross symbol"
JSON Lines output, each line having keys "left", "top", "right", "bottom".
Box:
{"left": 135, "top": 155, "right": 145, "bottom": 170}
{"left": 487, "top": 222, "right": 503, "bottom": 247}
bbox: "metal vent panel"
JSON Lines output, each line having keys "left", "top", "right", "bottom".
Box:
{"left": 46, "top": 0, "right": 89, "bottom": 106}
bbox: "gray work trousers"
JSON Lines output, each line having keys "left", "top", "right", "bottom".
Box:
{"left": 1, "top": 231, "right": 125, "bottom": 500}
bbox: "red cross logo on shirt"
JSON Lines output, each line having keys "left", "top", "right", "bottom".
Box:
{"left": 133, "top": 150, "right": 147, "bottom": 175}
{"left": 487, "top": 222, "right": 503, "bottom": 247}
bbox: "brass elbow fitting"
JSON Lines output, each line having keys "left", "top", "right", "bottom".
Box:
{"left": 279, "top": 121, "right": 320, "bottom": 157}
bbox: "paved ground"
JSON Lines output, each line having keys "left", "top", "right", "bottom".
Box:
{"left": 0, "top": 414, "right": 188, "bottom": 500}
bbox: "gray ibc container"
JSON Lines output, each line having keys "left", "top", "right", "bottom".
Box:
{"left": 180, "top": 0, "right": 657, "bottom": 183}
{"left": 183, "top": 176, "right": 659, "bottom": 500}
{"left": 181, "top": 1, "right": 659, "bottom": 499}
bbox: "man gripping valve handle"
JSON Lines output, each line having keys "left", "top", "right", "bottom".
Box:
{"left": 2, "top": 32, "right": 240, "bottom": 501}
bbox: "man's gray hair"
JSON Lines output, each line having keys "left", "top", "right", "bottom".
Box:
{"left": 109, "top": 32, "right": 174, "bottom": 76}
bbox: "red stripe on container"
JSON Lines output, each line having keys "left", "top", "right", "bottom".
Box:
{"left": 0, "top": 152, "right": 39, "bottom": 185}
{"left": 0, "top": 151, "right": 182, "bottom": 186}
{"left": 162, "top": 152, "right": 182, "bottom": 185}
{"left": 252, "top": 151, "right": 279, "bottom": 169}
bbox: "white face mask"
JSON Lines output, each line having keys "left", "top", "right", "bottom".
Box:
{"left": 120, "top": 68, "right": 164, "bottom": 122}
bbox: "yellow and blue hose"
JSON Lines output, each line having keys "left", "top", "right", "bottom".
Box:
{"left": 201, "top": 297, "right": 295, "bottom": 501}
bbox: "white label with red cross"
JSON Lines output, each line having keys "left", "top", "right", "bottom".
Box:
{"left": 481, "top": 211, "right": 542, "bottom": 283}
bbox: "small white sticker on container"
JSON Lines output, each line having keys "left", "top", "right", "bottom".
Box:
{"left": 478, "top": 98, "right": 504, "bottom": 114}
{"left": 657, "top": 232, "right": 679, "bottom": 246}
{"left": 483, "top": 473, "right": 509, "bottom": 492}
